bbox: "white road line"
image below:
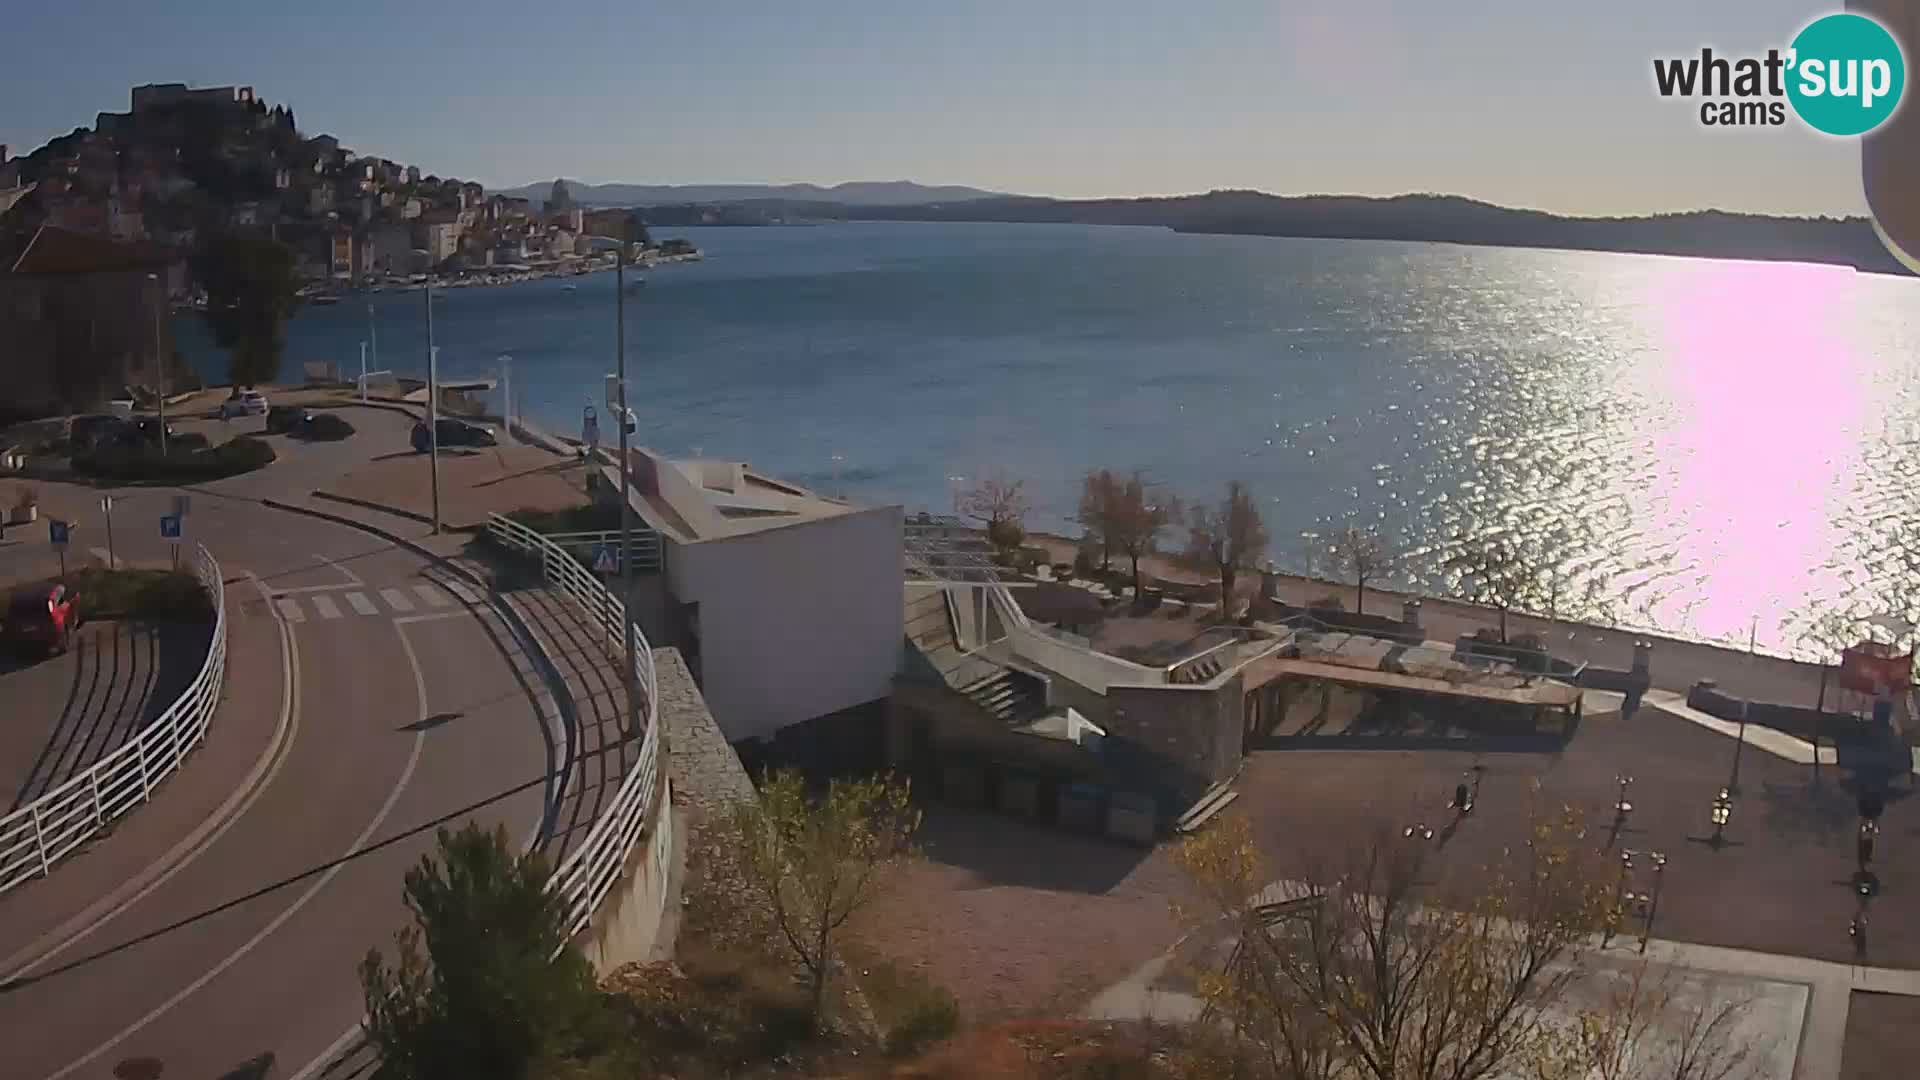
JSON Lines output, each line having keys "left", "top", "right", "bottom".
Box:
{"left": 3, "top": 570, "right": 303, "bottom": 983}
{"left": 345, "top": 591, "right": 378, "bottom": 616}
{"left": 393, "top": 609, "right": 482, "bottom": 627}
{"left": 318, "top": 554, "right": 362, "bottom": 586}
{"left": 274, "top": 597, "right": 306, "bottom": 623}
{"left": 310, "top": 594, "right": 342, "bottom": 620}
{"left": 48, "top": 620, "right": 432, "bottom": 1080}
{"left": 89, "top": 547, "right": 115, "bottom": 569}
{"left": 379, "top": 587, "right": 415, "bottom": 613}
{"left": 413, "top": 582, "right": 451, "bottom": 608}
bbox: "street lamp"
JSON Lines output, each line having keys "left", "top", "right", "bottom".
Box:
{"left": 1728, "top": 699, "right": 1749, "bottom": 796}
{"left": 1709, "top": 788, "right": 1733, "bottom": 849}
{"left": 1641, "top": 851, "right": 1667, "bottom": 954}
{"left": 1605, "top": 849, "right": 1636, "bottom": 947}
{"left": 1404, "top": 823, "right": 1434, "bottom": 841}
{"left": 1451, "top": 768, "right": 1479, "bottom": 816}
{"left": 146, "top": 272, "right": 169, "bottom": 455}
{"left": 1614, "top": 774, "right": 1635, "bottom": 817}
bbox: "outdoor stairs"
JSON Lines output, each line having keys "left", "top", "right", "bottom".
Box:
{"left": 958, "top": 668, "right": 1048, "bottom": 726}
{"left": 1174, "top": 777, "right": 1241, "bottom": 834}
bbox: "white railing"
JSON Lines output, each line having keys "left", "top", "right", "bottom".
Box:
{"left": 0, "top": 545, "right": 228, "bottom": 896}
{"left": 539, "top": 528, "right": 663, "bottom": 573}
{"left": 485, "top": 512, "right": 662, "bottom": 939}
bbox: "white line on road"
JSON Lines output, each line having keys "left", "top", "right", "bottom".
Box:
{"left": 48, "top": 618, "right": 433, "bottom": 1080}
{"left": 345, "top": 591, "right": 378, "bottom": 616}
{"left": 413, "top": 582, "right": 451, "bottom": 608}
{"left": 89, "top": 547, "right": 115, "bottom": 569}
{"left": 274, "top": 597, "right": 306, "bottom": 623}
{"left": 393, "top": 609, "right": 483, "bottom": 627}
{"left": 3, "top": 571, "right": 303, "bottom": 983}
{"left": 379, "top": 587, "right": 415, "bottom": 613}
{"left": 310, "top": 594, "right": 342, "bottom": 620}
{"left": 318, "top": 554, "right": 362, "bottom": 587}
{"left": 445, "top": 579, "right": 482, "bottom": 604}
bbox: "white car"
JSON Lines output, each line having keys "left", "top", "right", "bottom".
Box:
{"left": 221, "top": 391, "right": 270, "bottom": 419}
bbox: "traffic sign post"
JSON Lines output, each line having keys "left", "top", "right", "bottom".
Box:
{"left": 160, "top": 514, "right": 182, "bottom": 570}
{"left": 49, "top": 518, "right": 70, "bottom": 580}
{"left": 100, "top": 494, "right": 116, "bottom": 570}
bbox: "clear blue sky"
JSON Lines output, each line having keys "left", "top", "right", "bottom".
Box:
{"left": 0, "top": 0, "right": 1871, "bottom": 216}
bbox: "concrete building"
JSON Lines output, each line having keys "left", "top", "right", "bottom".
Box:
{"left": 591, "top": 448, "right": 904, "bottom": 744}
{"left": 0, "top": 225, "right": 176, "bottom": 418}
{"left": 131, "top": 83, "right": 256, "bottom": 112}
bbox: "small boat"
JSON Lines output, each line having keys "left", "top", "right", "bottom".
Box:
{"left": 308, "top": 293, "right": 342, "bottom": 306}
{"left": 562, "top": 284, "right": 578, "bottom": 292}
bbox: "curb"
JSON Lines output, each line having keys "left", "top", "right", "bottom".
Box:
{"left": 258, "top": 497, "right": 484, "bottom": 591}
{"left": 309, "top": 489, "right": 441, "bottom": 529}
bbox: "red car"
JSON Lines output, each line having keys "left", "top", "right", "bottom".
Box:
{"left": 4, "top": 584, "right": 80, "bottom": 657}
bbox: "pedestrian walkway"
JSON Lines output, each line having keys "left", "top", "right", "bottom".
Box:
{"left": 265, "top": 578, "right": 480, "bottom": 624}
{"left": 499, "top": 582, "right": 642, "bottom": 867}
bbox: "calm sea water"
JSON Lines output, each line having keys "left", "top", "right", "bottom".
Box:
{"left": 174, "top": 221, "right": 1920, "bottom": 659}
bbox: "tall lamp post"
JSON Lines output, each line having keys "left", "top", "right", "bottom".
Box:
{"left": 1709, "top": 788, "right": 1733, "bottom": 850}
{"left": 614, "top": 224, "right": 637, "bottom": 740}
{"left": 424, "top": 284, "right": 440, "bottom": 535}
{"left": 147, "top": 272, "right": 169, "bottom": 455}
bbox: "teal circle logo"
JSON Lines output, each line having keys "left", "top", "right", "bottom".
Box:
{"left": 1787, "top": 13, "right": 1906, "bottom": 136}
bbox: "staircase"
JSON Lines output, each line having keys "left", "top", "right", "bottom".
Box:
{"left": 959, "top": 668, "right": 1048, "bottom": 726}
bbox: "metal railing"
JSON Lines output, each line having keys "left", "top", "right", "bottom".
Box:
{"left": 538, "top": 528, "right": 663, "bottom": 573}
{"left": 485, "top": 512, "right": 662, "bottom": 939}
{"left": 0, "top": 545, "right": 227, "bottom": 896}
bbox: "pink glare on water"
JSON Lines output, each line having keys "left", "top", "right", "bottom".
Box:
{"left": 1636, "top": 260, "right": 1872, "bottom": 645}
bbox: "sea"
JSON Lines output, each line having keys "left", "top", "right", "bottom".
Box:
{"left": 171, "top": 220, "right": 1920, "bottom": 660}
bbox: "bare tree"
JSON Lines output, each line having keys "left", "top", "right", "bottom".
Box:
{"left": 1443, "top": 530, "right": 1532, "bottom": 642}
{"left": 956, "top": 471, "right": 1029, "bottom": 556}
{"left": 1076, "top": 467, "right": 1122, "bottom": 571}
{"left": 1106, "top": 471, "right": 1179, "bottom": 601}
{"left": 1326, "top": 523, "right": 1391, "bottom": 615}
{"left": 1175, "top": 808, "right": 1611, "bottom": 1080}
{"left": 1188, "top": 481, "right": 1270, "bottom": 617}
{"left": 1538, "top": 959, "right": 1762, "bottom": 1080}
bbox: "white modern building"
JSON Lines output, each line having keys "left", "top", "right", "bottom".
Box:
{"left": 597, "top": 448, "right": 903, "bottom": 743}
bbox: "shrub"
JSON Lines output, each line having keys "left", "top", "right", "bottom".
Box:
{"left": 73, "top": 434, "right": 275, "bottom": 484}
{"left": 986, "top": 516, "right": 1025, "bottom": 555}
{"left": 68, "top": 568, "right": 213, "bottom": 621}
{"left": 1072, "top": 548, "right": 1097, "bottom": 578}
{"left": 885, "top": 984, "right": 960, "bottom": 1057}
{"left": 297, "top": 412, "right": 356, "bottom": 441}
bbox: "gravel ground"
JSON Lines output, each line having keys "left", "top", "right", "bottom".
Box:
{"left": 1842, "top": 992, "right": 1920, "bottom": 1080}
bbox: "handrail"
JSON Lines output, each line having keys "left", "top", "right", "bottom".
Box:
{"left": 0, "top": 545, "right": 228, "bottom": 895}
{"left": 484, "top": 512, "right": 661, "bottom": 940}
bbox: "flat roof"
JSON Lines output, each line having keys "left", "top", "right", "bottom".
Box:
{"left": 600, "top": 450, "right": 868, "bottom": 543}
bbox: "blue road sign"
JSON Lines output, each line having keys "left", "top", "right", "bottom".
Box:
{"left": 49, "top": 519, "right": 69, "bottom": 546}
{"left": 160, "top": 514, "right": 182, "bottom": 539}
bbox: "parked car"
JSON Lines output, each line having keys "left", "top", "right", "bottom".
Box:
{"left": 264, "top": 405, "right": 310, "bottom": 434}
{"left": 220, "top": 390, "right": 270, "bottom": 419}
{"left": 411, "top": 418, "right": 497, "bottom": 451}
{"left": 4, "top": 584, "right": 80, "bottom": 658}
{"left": 69, "top": 414, "right": 128, "bottom": 450}
{"left": 132, "top": 417, "right": 179, "bottom": 445}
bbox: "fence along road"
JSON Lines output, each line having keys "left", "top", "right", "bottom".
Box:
{"left": 0, "top": 545, "right": 227, "bottom": 895}
{"left": 484, "top": 512, "right": 662, "bottom": 941}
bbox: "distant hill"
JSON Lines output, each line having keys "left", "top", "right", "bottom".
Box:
{"left": 499, "top": 179, "right": 1008, "bottom": 208}
{"left": 827, "top": 191, "right": 1906, "bottom": 275}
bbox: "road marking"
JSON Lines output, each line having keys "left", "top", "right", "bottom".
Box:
{"left": 274, "top": 597, "right": 306, "bottom": 623}
{"left": 47, "top": 620, "right": 432, "bottom": 1080}
{"left": 318, "top": 553, "right": 362, "bottom": 586}
{"left": 310, "top": 594, "right": 342, "bottom": 620}
{"left": 413, "top": 582, "right": 451, "bottom": 608}
{"left": 345, "top": 591, "right": 378, "bottom": 616}
{"left": 3, "top": 570, "right": 303, "bottom": 983}
{"left": 89, "top": 547, "right": 115, "bottom": 569}
{"left": 379, "top": 587, "right": 415, "bottom": 613}
{"left": 393, "top": 608, "right": 483, "bottom": 627}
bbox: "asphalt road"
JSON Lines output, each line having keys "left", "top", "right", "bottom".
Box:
{"left": 0, "top": 405, "right": 565, "bottom": 1079}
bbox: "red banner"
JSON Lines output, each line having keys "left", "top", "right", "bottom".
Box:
{"left": 1840, "top": 643, "right": 1913, "bottom": 696}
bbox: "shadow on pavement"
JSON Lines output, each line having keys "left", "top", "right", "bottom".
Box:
{"left": 913, "top": 803, "right": 1153, "bottom": 895}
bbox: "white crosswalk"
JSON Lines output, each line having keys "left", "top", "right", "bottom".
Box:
{"left": 271, "top": 581, "right": 467, "bottom": 623}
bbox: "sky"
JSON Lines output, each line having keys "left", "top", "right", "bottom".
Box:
{"left": 0, "top": 0, "right": 1876, "bottom": 217}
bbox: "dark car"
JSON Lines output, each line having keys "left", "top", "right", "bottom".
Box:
{"left": 411, "top": 418, "right": 498, "bottom": 451}
{"left": 69, "top": 414, "right": 129, "bottom": 450}
{"left": 265, "top": 405, "right": 310, "bottom": 434}
{"left": 133, "top": 417, "right": 179, "bottom": 444}
{"left": 4, "top": 584, "right": 80, "bottom": 657}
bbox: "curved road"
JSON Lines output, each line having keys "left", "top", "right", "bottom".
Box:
{"left": 0, "top": 406, "right": 564, "bottom": 1080}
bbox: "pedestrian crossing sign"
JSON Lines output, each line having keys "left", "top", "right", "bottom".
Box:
{"left": 592, "top": 544, "right": 618, "bottom": 573}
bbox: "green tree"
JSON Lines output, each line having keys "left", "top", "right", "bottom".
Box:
{"left": 192, "top": 230, "right": 303, "bottom": 389}
{"left": 729, "top": 770, "right": 921, "bottom": 1021}
{"left": 358, "top": 823, "right": 607, "bottom": 1080}
{"left": 1076, "top": 467, "right": 1122, "bottom": 572}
